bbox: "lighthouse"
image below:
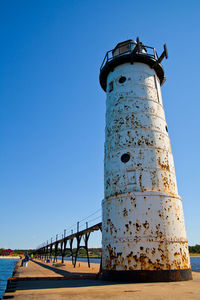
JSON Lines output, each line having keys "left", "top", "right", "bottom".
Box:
{"left": 99, "top": 38, "right": 192, "bottom": 282}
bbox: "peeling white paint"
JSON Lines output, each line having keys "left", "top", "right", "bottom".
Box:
{"left": 102, "top": 62, "right": 191, "bottom": 271}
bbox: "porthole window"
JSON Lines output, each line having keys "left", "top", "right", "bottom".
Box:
{"left": 108, "top": 81, "right": 113, "bottom": 92}
{"left": 121, "top": 153, "right": 130, "bottom": 163}
{"left": 119, "top": 76, "right": 126, "bottom": 84}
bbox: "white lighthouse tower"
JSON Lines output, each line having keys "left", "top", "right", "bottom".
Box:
{"left": 99, "top": 38, "right": 192, "bottom": 282}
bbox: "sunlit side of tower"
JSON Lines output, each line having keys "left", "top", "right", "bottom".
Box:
{"left": 99, "top": 38, "right": 192, "bottom": 282}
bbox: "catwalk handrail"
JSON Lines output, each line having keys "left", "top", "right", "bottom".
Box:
{"left": 36, "top": 221, "right": 102, "bottom": 251}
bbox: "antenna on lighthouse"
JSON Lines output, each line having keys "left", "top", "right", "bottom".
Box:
{"left": 157, "top": 43, "right": 168, "bottom": 63}
{"left": 136, "top": 36, "right": 140, "bottom": 52}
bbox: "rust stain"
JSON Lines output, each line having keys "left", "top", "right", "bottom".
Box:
{"left": 102, "top": 53, "right": 191, "bottom": 273}
{"left": 123, "top": 208, "right": 128, "bottom": 217}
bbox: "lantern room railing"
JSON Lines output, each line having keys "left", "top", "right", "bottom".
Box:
{"left": 100, "top": 38, "right": 167, "bottom": 71}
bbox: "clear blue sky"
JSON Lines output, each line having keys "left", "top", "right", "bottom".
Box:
{"left": 0, "top": 0, "right": 199, "bottom": 249}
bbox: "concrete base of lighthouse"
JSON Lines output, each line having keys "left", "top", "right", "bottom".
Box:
{"left": 101, "top": 269, "right": 192, "bottom": 282}
{"left": 101, "top": 192, "right": 192, "bottom": 282}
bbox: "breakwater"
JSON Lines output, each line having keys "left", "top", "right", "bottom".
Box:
{"left": 2, "top": 257, "right": 200, "bottom": 299}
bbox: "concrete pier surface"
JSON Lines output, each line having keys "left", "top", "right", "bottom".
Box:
{"left": 12, "top": 259, "right": 99, "bottom": 279}
{"left": 3, "top": 259, "right": 200, "bottom": 299}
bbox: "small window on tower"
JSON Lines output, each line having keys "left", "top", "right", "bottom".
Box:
{"left": 121, "top": 153, "right": 130, "bottom": 163}
{"left": 108, "top": 81, "right": 113, "bottom": 92}
{"left": 119, "top": 76, "right": 126, "bottom": 84}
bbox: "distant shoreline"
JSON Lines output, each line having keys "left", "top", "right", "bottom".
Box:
{"left": 0, "top": 256, "right": 20, "bottom": 259}
{"left": 0, "top": 254, "right": 199, "bottom": 259}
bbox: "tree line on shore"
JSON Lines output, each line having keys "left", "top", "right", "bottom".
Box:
{"left": 1, "top": 246, "right": 200, "bottom": 256}
{"left": 0, "top": 248, "right": 102, "bottom": 257}
{"left": 189, "top": 244, "right": 200, "bottom": 253}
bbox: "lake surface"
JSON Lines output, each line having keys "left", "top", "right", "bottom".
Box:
{"left": 190, "top": 256, "right": 200, "bottom": 272}
{"left": 0, "top": 257, "right": 199, "bottom": 299}
{"left": 61, "top": 256, "right": 200, "bottom": 272}
{"left": 0, "top": 258, "right": 19, "bottom": 299}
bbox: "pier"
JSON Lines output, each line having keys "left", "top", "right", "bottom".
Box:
{"left": 3, "top": 259, "right": 200, "bottom": 299}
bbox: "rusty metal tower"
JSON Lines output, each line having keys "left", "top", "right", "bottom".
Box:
{"left": 99, "top": 38, "right": 192, "bottom": 282}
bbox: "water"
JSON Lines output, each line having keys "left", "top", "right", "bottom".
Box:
{"left": 0, "top": 258, "right": 19, "bottom": 299}
{"left": 61, "top": 256, "right": 200, "bottom": 271}
{"left": 0, "top": 256, "right": 199, "bottom": 299}
{"left": 190, "top": 256, "right": 200, "bottom": 272}
{"left": 61, "top": 256, "right": 101, "bottom": 264}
